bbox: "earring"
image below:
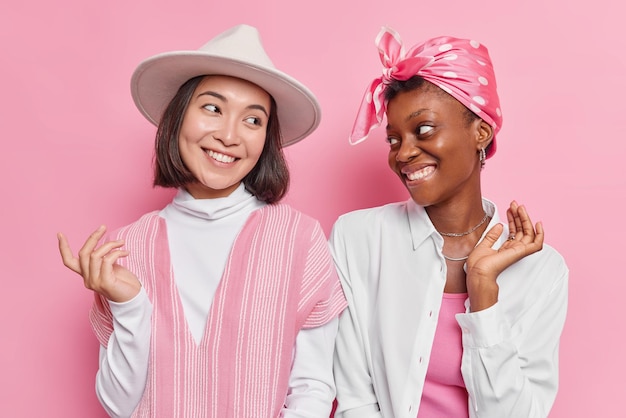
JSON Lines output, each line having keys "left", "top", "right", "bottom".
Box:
{"left": 479, "top": 147, "right": 486, "bottom": 169}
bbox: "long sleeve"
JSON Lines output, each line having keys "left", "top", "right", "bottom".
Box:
{"left": 330, "top": 221, "right": 383, "bottom": 418}
{"left": 282, "top": 319, "right": 339, "bottom": 417}
{"left": 329, "top": 200, "right": 568, "bottom": 418}
{"left": 333, "top": 307, "right": 383, "bottom": 418}
{"left": 282, "top": 214, "right": 347, "bottom": 417}
{"left": 456, "top": 262, "right": 568, "bottom": 418}
{"left": 95, "top": 288, "right": 152, "bottom": 418}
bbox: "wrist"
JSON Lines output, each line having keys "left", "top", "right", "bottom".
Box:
{"left": 105, "top": 281, "right": 142, "bottom": 304}
{"left": 467, "top": 278, "right": 499, "bottom": 312}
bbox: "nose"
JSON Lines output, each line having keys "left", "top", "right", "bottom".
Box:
{"left": 395, "top": 136, "right": 420, "bottom": 162}
{"left": 213, "top": 117, "right": 241, "bottom": 146}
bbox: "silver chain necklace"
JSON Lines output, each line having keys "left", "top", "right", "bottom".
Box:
{"left": 442, "top": 254, "right": 469, "bottom": 262}
{"left": 439, "top": 212, "right": 489, "bottom": 261}
{"left": 437, "top": 212, "right": 489, "bottom": 237}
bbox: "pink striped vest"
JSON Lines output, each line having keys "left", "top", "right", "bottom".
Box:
{"left": 90, "top": 204, "right": 346, "bottom": 417}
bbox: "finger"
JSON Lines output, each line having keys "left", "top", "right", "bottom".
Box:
{"left": 533, "top": 221, "right": 545, "bottom": 248}
{"left": 78, "top": 226, "right": 108, "bottom": 277}
{"left": 515, "top": 220, "right": 544, "bottom": 257}
{"left": 518, "top": 205, "right": 537, "bottom": 241}
{"left": 475, "top": 223, "right": 504, "bottom": 249}
{"left": 98, "top": 250, "right": 130, "bottom": 288}
{"left": 103, "top": 249, "right": 129, "bottom": 265}
{"left": 506, "top": 207, "right": 516, "bottom": 236}
{"left": 90, "top": 239, "right": 126, "bottom": 258}
{"left": 57, "top": 233, "right": 81, "bottom": 274}
{"left": 511, "top": 202, "right": 523, "bottom": 233}
{"left": 88, "top": 240, "right": 126, "bottom": 288}
{"left": 89, "top": 240, "right": 127, "bottom": 287}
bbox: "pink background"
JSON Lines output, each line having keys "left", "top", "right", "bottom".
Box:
{"left": 1, "top": 0, "right": 623, "bottom": 416}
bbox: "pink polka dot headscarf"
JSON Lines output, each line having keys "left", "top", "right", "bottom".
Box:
{"left": 350, "top": 26, "right": 503, "bottom": 158}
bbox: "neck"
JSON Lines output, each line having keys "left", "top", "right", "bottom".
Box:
{"left": 426, "top": 195, "right": 486, "bottom": 236}
{"left": 426, "top": 195, "right": 491, "bottom": 263}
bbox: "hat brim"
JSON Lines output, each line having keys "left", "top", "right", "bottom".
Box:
{"left": 131, "top": 51, "right": 321, "bottom": 147}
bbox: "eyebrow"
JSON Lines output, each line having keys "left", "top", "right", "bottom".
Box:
{"left": 197, "top": 91, "right": 269, "bottom": 117}
{"left": 405, "top": 109, "right": 428, "bottom": 122}
{"left": 385, "top": 109, "right": 428, "bottom": 130}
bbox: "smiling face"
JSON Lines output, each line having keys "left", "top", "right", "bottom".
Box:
{"left": 178, "top": 75, "right": 271, "bottom": 199}
{"left": 385, "top": 84, "right": 492, "bottom": 208}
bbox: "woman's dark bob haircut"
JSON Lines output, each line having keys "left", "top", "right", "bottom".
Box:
{"left": 384, "top": 75, "right": 493, "bottom": 156}
{"left": 153, "top": 75, "right": 290, "bottom": 204}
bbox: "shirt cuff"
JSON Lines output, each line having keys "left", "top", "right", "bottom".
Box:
{"left": 107, "top": 287, "right": 152, "bottom": 333}
{"left": 455, "top": 301, "right": 511, "bottom": 348}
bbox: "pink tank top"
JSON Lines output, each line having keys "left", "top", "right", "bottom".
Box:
{"left": 417, "top": 293, "right": 469, "bottom": 417}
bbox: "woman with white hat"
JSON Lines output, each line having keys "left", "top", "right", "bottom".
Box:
{"left": 58, "top": 24, "right": 346, "bottom": 417}
{"left": 331, "top": 27, "right": 568, "bottom": 417}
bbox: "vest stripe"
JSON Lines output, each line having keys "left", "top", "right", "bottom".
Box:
{"left": 90, "top": 204, "right": 347, "bottom": 417}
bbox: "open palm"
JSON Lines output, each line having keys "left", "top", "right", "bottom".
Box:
{"left": 467, "top": 201, "right": 544, "bottom": 281}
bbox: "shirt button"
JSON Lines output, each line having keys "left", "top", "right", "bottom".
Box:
{"left": 429, "top": 310, "right": 433, "bottom": 317}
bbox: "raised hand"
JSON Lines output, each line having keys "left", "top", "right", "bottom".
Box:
{"left": 57, "top": 225, "right": 141, "bottom": 303}
{"left": 465, "top": 201, "right": 544, "bottom": 311}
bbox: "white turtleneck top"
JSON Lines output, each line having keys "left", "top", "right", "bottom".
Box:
{"left": 96, "top": 184, "right": 338, "bottom": 418}
{"left": 161, "top": 184, "right": 266, "bottom": 342}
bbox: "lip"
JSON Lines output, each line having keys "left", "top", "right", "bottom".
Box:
{"left": 400, "top": 163, "right": 436, "bottom": 185}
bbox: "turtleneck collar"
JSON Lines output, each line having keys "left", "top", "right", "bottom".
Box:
{"left": 161, "top": 183, "right": 266, "bottom": 223}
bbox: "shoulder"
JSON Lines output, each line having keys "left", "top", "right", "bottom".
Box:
{"left": 261, "top": 202, "right": 309, "bottom": 217}
{"left": 256, "top": 203, "right": 323, "bottom": 238}
{"left": 110, "top": 211, "right": 163, "bottom": 240}
{"left": 260, "top": 203, "right": 318, "bottom": 225}
{"left": 528, "top": 243, "right": 569, "bottom": 282}
{"left": 487, "top": 198, "right": 569, "bottom": 287}
{"left": 521, "top": 242, "right": 567, "bottom": 274}
{"left": 332, "top": 201, "right": 409, "bottom": 237}
{"left": 500, "top": 242, "right": 569, "bottom": 296}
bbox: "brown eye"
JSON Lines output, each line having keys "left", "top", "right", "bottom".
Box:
{"left": 203, "top": 104, "right": 220, "bottom": 113}
{"left": 244, "top": 116, "right": 262, "bottom": 126}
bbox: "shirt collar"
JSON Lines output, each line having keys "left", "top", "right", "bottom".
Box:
{"left": 406, "top": 198, "right": 503, "bottom": 250}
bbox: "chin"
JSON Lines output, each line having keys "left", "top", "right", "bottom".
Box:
{"left": 406, "top": 190, "right": 436, "bottom": 208}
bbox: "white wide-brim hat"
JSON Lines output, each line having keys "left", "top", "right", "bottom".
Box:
{"left": 131, "top": 24, "right": 321, "bottom": 147}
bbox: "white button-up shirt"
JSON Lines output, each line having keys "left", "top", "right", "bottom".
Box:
{"left": 331, "top": 198, "right": 568, "bottom": 418}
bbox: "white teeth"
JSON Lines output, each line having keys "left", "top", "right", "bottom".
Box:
{"left": 208, "top": 150, "right": 235, "bottom": 163}
{"left": 406, "top": 166, "right": 434, "bottom": 181}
